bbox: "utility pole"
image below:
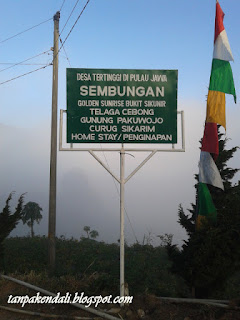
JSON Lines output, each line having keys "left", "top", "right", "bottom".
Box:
{"left": 48, "top": 11, "right": 60, "bottom": 275}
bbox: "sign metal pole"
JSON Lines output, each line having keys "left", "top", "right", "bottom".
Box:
{"left": 120, "top": 144, "right": 125, "bottom": 302}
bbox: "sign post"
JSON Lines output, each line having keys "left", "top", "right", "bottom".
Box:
{"left": 120, "top": 144, "right": 125, "bottom": 299}
{"left": 60, "top": 68, "right": 184, "bottom": 305}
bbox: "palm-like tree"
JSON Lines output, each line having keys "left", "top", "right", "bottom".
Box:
{"left": 21, "top": 202, "right": 43, "bottom": 237}
{"left": 83, "top": 226, "right": 99, "bottom": 239}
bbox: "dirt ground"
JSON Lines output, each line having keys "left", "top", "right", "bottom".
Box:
{"left": 1, "top": 278, "right": 240, "bottom": 320}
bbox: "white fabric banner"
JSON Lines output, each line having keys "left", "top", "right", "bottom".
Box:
{"left": 199, "top": 151, "right": 224, "bottom": 190}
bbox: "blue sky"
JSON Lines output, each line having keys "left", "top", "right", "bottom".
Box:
{"left": 1, "top": 0, "right": 239, "bottom": 125}
{"left": 0, "top": 0, "right": 239, "bottom": 244}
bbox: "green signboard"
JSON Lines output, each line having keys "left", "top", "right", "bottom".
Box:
{"left": 67, "top": 68, "right": 178, "bottom": 144}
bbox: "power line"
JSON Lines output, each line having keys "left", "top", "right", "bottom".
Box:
{"left": 59, "top": 0, "right": 91, "bottom": 51}
{"left": 51, "top": 0, "right": 90, "bottom": 65}
{"left": 60, "top": 0, "right": 66, "bottom": 12}
{"left": 0, "top": 64, "right": 52, "bottom": 86}
{"left": 100, "top": 149, "right": 139, "bottom": 244}
{"left": 60, "top": 0, "right": 81, "bottom": 35}
{"left": 60, "top": 37, "right": 71, "bottom": 67}
{"left": 0, "top": 62, "right": 46, "bottom": 65}
{"left": 0, "top": 18, "right": 52, "bottom": 44}
{"left": 0, "top": 63, "right": 47, "bottom": 66}
{"left": 0, "top": 50, "right": 51, "bottom": 73}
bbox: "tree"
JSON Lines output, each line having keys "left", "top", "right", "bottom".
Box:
{"left": 157, "top": 233, "right": 173, "bottom": 247}
{"left": 83, "top": 226, "right": 99, "bottom": 239}
{"left": 168, "top": 129, "right": 240, "bottom": 298}
{"left": 89, "top": 230, "right": 99, "bottom": 239}
{"left": 0, "top": 193, "right": 24, "bottom": 270}
{"left": 21, "top": 202, "right": 43, "bottom": 237}
{"left": 83, "top": 226, "right": 90, "bottom": 238}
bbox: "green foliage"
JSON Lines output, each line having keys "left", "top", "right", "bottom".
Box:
{"left": 177, "top": 204, "right": 195, "bottom": 236}
{"left": 3, "top": 236, "right": 189, "bottom": 297}
{"left": 0, "top": 193, "right": 24, "bottom": 270}
{"left": 168, "top": 129, "right": 240, "bottom": 298}
{"left": 4, "top": 236, "right": 48, "bottom": 273}
{"left": 22, "top": 201, "right": 43, "bottom": 237}
{"left": 125, "top": 243, "right": 188, "bottom": 297}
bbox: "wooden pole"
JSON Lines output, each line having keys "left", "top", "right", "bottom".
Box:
{"left": 48, "top": 11, "right": 60, "bottom": 275}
